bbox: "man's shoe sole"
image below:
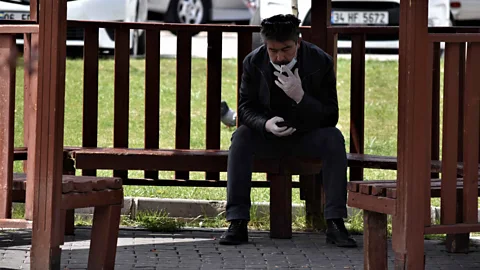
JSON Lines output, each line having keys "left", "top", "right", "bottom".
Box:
{"left": 326, "top": 237, "right": 357, "bottom": 248}
{"left": 219, "top": 238, "right": 248, "bottom": 245}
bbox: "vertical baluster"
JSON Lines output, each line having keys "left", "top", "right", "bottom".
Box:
{"left": 29, "top": 0, "right": 38, "bottom": 22}
{"left": 144, "top": 29, "right": 160, "bottom": 180}
{"left": 462, "top": 42, "right": 480, "bottom": 224}
{"left": 431, "top": 42, "right": 441, "bottom": 179}
{"left": 440, "top": 42, "right": 461, "bottom": 227}
{"left": 445, "top": 42, "right": 469, "bottom": 253}
{"left": 83, "top": 26, "right": 99, "bottom": 177}
{"left": 113, "top": 28, "right": 130, "bottom": 179}
{"left": 206, "top": 31, "right": 222, "bottom": 181}
{"left": 175, "top": 30, "right": 192, "bottom": 180}
{"left": 350, "top": 34, "right": 366, "bottom": 181}
{"left": 24, "top": 33, "right": 38, "bottom": 220}
{"left": 0, "top": 34, "right": 16, "bottom": 219}
{"left": 236, "top": 31, "right": 252, "bottom": 123}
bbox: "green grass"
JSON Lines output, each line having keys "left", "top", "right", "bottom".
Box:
{"left": 10, "top": 55, "right": 478, "bottom": 235}
{"left": 13, "top": 57, "right": 403, "bottom": 205}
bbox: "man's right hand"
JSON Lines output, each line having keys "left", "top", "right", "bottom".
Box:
{"left": 265, "top": 116, "right": 296, "bottom": 137}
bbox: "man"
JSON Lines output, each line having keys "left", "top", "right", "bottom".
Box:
{"left": 219, "top": 14, "right": 356, "bottom": 248}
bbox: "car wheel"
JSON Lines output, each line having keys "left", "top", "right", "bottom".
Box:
{"left": 130, "top": 0, "right": 147, "bottom": 57}
{"left": 165, "top": 0, "right": 211, "bottom": 36}
{"left": 131, "top": 29, "right": 146, "bottom": 57}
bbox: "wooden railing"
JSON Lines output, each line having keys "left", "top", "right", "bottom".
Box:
{"left": 5, "top": 20, "right": 465, "bottom": 188}
{"left": 60, "top": 21, "right": 403, "bottom": 185}
{"left": 0, "top": 25, "right": 38, "bottom": 219}
{"left": 423, "top": 32, "right": 480, "bottom": 236}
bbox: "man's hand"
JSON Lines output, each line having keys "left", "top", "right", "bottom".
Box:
{"left": 274, "top": 67, "right": 304, "bottom": 104}
{"left": 265, "top": 116, "right": 296, "bottom": 137}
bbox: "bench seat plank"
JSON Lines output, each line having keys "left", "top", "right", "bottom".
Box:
{"left": 72, "top": 148, "right": 471, "bottom": 175}
{"left": 12, "top": 173, "right": 122, "bottom": 195}
{"left": 348, "top": 179, "right": 480, "bottom": 199}
{"left": 348, "top": 192, "right": 396, "bottom": 215}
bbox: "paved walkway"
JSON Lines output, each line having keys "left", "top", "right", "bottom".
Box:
{"left": 1, "top": 227, "right": 480, "bottom": 269}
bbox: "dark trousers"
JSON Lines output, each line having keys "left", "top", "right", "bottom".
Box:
{"left": 226, "top": 125, "right": 348, "bottom": 221}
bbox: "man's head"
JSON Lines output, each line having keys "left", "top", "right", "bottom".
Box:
{"left": 260, "top": 14, "right": 301, "bottom": 66}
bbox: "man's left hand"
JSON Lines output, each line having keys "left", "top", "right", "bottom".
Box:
{"left": 274, "top": 68, "right": 304, "bottom": 104}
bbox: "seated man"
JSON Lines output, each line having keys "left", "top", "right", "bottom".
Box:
{"left": 219, "top": 14, "right": 356, "bottom": 247}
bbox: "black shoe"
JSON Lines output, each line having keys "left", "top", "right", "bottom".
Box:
{"left": 219, "top": 220, "right": 248, "bottom": 245}
{"left": 220, "top": 101, "right": 237, "bottom": 127}
{"left": 326, "top": 219, "right": 357, "bottom": 248}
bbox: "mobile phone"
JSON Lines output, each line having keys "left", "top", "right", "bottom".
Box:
{"left": 276, "top": 121, "right": 291, "bottom": 127}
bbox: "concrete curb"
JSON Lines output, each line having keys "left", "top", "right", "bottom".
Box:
{"left": 72, "top": 197, "right": 479, "bottom": 224}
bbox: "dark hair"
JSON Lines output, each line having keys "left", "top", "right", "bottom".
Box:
{"left": 260, "top": 14, "right": 301, "bottom": 43}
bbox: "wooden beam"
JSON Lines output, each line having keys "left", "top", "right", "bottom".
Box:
{"left": 0, "top": 34, "right": 16, "bottom": 220}
{"left": 393, "top": 0, "right": 431, "bottom": 268}
{"left": 24, "top": 33, "right": 39, "bottom": 221}
{"left": 347, "top": 192, "right": 395, "bottom": 215}
{"left": 0, "top": 25, "right": 38, "bottom": 34}
{"left": 30, "top": 0, "right": 68, "bottom": 268}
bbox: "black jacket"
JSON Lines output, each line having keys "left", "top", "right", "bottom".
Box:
{"left": 238, "top": 40, "right": 339, "bottom": 135}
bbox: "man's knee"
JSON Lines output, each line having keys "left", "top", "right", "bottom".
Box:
{"left": 325, "top": 127, "right": 345, "bottom": 144}
{"left": 311, "top": 127, "right": 345, "bottom": 144}
{"left": 231, "top": 125, "right": 256, "bottom": 148}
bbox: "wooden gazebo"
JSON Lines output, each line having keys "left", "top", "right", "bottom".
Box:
{"left": 0, "top": 0, "right": 479, "bottom": 269}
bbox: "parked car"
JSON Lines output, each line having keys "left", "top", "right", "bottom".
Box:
{"left": 450, "top": 0, "right": 480, "bottom": 26}
{"left": 250, "top": 0, "right": 451, "bottom": 52}
{"left": 147, "top": 0, "right": 252, "bottom": 26}
{"left": 0, "top": 0, "right": 148, "bottom": 55}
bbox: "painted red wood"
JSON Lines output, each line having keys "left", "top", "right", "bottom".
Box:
{"left": 113, "top": 28, "right": 130, "bottom": 179}
{"left": 144, "top": 29, "right": 161, "bottom": 180}
{"left": 82, "top": 26, "right": 99, "bottom": 177}
{"left": 175, "top": 30, "right": 193, "bottom": 180}
{"left": 206, "top": 31, "right": 222, "bottom": 181}
{"left": 441, "top": 42, "right": 461, "bottom": 226}
{"left": 462, "top": 42, "right": 480, "bottom": 224}
{"left": 0, "top": 34, "right": 16, "bottom": 219}
{"left": 350, "top": 34, "right": 366, "bottom": 181}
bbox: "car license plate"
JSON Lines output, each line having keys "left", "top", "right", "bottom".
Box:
{"left": 331, "top": 11, "right": 389, "bottom": 25}
{"left": 0, "top": 11, "right": 31, "bottom": 20}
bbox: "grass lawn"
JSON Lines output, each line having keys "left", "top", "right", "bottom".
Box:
{"left": 12, "top": 56, "right": 431, "bottom": 205}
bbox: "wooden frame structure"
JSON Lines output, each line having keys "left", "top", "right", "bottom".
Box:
{"left": 0, "top": 0, "right": 479, "bottom": 268}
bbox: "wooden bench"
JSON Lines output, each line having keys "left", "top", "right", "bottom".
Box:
{"left": 347, "top": 178, "right": 480, "bottom": 268}
{"left": 71, "top": 147, "right": 462, "bottom": 238}
{"left": 5, "top": 173, "right": 123, "bottom": 269}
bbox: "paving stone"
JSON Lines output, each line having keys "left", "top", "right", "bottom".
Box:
{"left": 1, "top": 228, "right": 480, "bottom": 269}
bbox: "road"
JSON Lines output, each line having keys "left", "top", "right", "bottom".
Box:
{"left": 159, "top": 30, "right": 400, "bottom": 61}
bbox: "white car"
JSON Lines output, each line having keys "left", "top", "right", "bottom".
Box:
{"left": 0, "top": 0, "right": 148, "bottom": 55}
{"left": 250, "top": 0, "right": 451, "bottom": 51}
{"left": 147, "top": 0, "right": 252, "bottom": 25}
{"left": 450, "top": 0, "right": 480, "bottom": 26}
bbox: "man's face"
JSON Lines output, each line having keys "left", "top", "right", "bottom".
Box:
{"left": 265, "top": 39, "right": 299, "bottom": 65}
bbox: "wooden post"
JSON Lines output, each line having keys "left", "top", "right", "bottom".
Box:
{"left": 0, "top": 34, "right": 16, "bottom": 219}
{"left": 270, "top": 174, "right": 292, "bottom": 239}
{"left": 392, "top": 0, "right": 430, "bottom": 268}
{"left": 24, "top": 33, "right": 39, "bottom": 221}
{"left": 310, "top": 0, "right": 330, "bottom": 50}
{"left": 30, "top": 0, "right": 68, "bottom": 268}
{"left": 364, "top": 210, "right": 387, "bottom": 270}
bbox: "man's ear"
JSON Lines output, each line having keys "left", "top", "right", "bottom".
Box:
{"left": 297, "top": 37, "right": 302, "bottom": 49}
